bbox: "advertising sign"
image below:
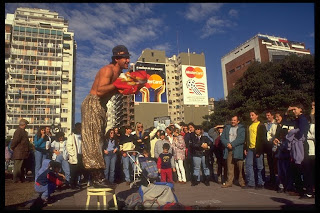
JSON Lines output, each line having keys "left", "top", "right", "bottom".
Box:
{"left": 134, "top": 62, "right": 167, "bottom": 103}
{"left": 181, "top": 65, "right": 208, "bottom": 105}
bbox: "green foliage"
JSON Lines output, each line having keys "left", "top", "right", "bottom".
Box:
{"left": 203, "top": 54, "right": 314, "bottom": 128}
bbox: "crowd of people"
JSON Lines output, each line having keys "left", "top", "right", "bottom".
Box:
{"left": 6, "top": 101, "right": 315, "bottom": 204}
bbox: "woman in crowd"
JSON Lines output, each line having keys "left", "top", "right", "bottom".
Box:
{"left": 102, "top": 129, "right": 119, "bottom": 184}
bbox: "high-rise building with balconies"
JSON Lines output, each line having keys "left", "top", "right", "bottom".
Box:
{"left": 5, "top": 7, "right": 76, "bottom": 141}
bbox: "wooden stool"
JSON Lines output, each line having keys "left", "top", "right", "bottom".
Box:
{"left": 86, "top": 187, "right": 118, "bottom": 210}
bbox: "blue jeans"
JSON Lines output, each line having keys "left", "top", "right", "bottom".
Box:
{"left": 34, "top": 150, "right": 47, "bottom": 178}
{"left": 104, "top": 152, "right": 117, "bottom": 183}
{"left": 245, "top": 148, "right": 264, "bottom": 187}
{"left": 35, "top": 182, "right": 56, "bottom": 200}
{"left": 193, "top": 155, "right": 210, "bottom": 181}
{"left": 122, "top": 154, "right": 135, "bottom": 182}
{"left": 55, "top": 154, "right": 70, "bottom": 182}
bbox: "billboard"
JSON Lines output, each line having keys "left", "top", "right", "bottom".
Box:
{"left": 181, "top": 65, "right": 208, "bottom": 105}
{"left": 134, "top": 62, "right": 167, "bottom": 103}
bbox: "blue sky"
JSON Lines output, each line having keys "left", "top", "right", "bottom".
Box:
{"left": 5, "top": 3, "right": 315, "bottom": 123}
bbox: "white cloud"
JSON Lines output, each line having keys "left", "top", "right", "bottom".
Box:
{"left": 200, "top": 17, "right": 235, "bottom": 39}
{"left": 184, "top": 3, "right": 224, "bottom": 22}
{"left": 228, "top": 9, "right": 238, "bottom": 18}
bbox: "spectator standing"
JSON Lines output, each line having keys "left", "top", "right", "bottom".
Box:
{"left": 303, "top": 116, "right": 315, "bottom": 198}
{"left": 273, "top": 112, "right": 290, "bottom": 193}
{"left": 191, "top": 125, "right": 212, "bottom": 186}
{"left": 5, "top": 140, "right": 13, "bottom": 174}
{"left": 264, "top": 111, "right": 278, "bottom": 188}
{"left": 221, "top": 116, "right": 246, "bottom": 188}
{"left": 286, "top": 104, "right": 309, "bottom": 196}
{"left": 183, "top": 122, "right": 196, "bottom": 182}
{"left": 172, "top": 128, "right": 187, "bottom": 184}
{"left": 243, "top": 110, "right": 267, "bottom": 189}
{"left": 119, "top": 126, "right": 136, "bottom": 185}
{"left": 213, "top": 125, "right": 226, "bottom": 184}
{"left": 157, "top": 143, "right": 176, "bottom": 183}
{"left": 51, "top": 132, "right": 70, "bottom": 188}
{"left": 134, "top": 122, "right": 150, "bottom": 153}
{"left": 113, "top": 126, "right": 122, "bottom": 184}
{"left": 11, "top": 119, "right": 30, "bottom": 183}
{"left": 102, "top": 129, "right": 119, "bottom": 184}
{"left": 45, "top": 126, "right": 53, "bottom": 159}
{"left": 149, "top": 129, "right": 161, "bottom": 160}
{"left": 67, "top": 122, "right": 87, "bottom": 189}
{"left": 34, "top": 126, "right": 49, "bottom": 180}
{"left": 154, "top": 130, "right": 172, "bottom": 159}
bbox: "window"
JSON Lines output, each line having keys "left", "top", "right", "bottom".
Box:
{"left": 62, "top": 108, "right": 68, "bottom": 113}
{"left": 245, "top": 60, "right": 251, "bottom": 66}
{"left": 61, "top": 117, "right": 67, "bottom": 122}
{"left": 235, "top": 66, "right": 241, "bottom": 71}
{"left": 228, "top": 69, "right": 235, "bottom": 74}
{"left": 151, "top": 52, "right": 154, "bottom": 57}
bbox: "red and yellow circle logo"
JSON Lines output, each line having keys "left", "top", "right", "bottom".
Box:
{"left": 185, "top": 67, "right": 204, "bottom": 79}
{"left": 146, "top": 74, "right": 163, "bottom": 89}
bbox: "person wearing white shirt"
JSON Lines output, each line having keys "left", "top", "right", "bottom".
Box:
{"left": 67, "top": 123, "right": 87, "bottom": 189}
{"left": 264, "top": 111, "right": 278, "bottom": 187}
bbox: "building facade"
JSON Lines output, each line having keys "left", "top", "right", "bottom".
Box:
{"left": 5, "top": 7, "right": 76, "bottom": 140}
{"left": 221, "top": 33, "right": 311, "bottom": 98}
{"left": 115, "top": 49, "right": 209, "bottom": 129}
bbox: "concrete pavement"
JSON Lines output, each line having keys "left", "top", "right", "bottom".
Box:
{"left": 29, "top": 180, "right": 316, "bottom": 210}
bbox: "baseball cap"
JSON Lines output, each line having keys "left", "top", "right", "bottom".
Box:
{"left": 112, "top": 45, "right": 131, "bottom": 57}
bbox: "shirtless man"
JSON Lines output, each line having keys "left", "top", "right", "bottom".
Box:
{"left": 81, "top": 45, "right": 130, "bottom": 188}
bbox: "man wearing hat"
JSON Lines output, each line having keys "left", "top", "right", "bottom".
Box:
{"left": 81, "top": 45, "right": 131, "bottom": 188}
{"left": 10, "top": 119, "right": 30, "bottom": 183}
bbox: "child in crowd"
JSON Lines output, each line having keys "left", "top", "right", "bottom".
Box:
{"left": 34, "top": 159, "right": 65, "bottom": 204}
{"left": 157, "top": 143, "right": 176, "bottom": 183}
{"left": 51, "top": 132, "right": 70, "bottom": 187}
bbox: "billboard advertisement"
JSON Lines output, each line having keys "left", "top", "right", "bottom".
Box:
{"left": 134, "top": 62, "right": 167, "bottom": 103}
{"left": 181, "top": 65, "right": 208, "bottom": 105}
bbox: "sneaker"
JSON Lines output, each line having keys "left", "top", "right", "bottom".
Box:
{"left": 299, "top": 193, "right": 314, "bottom": 199}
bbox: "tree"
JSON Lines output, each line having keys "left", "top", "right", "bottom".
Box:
{"left": 203, "top": 54, "right": 314, "bottom": 127}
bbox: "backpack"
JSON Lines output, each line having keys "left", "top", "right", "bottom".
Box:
{"left": 138, "top": 182, "right": 178, "bottom": 209}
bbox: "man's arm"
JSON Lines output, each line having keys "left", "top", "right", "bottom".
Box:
{"left": 95, "top": 67, "right": 117, "bottom": 97}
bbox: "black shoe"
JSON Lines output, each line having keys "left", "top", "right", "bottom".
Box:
{"left": 93, "top": 179, "right": 117, "bottom": 188}
{"left": 204, "top": 176, "right": 210, "bottom": 186}
{"left": 255, "top": 184, "right": 264, "bottom": 190}
{"left": 242, "top": 185, "right": 255, "bottom": 189}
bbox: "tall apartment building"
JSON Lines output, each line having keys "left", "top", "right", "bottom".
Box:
{"left": 5, "top": 7, "right": 76, "bottom": 140}
{"left": 121, "top": 49, "right": 209, "bottom": 128}
{"left": 221, "top": 33, "right": 311, "bottom": 98}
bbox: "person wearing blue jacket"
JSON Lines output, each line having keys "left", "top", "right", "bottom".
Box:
{"left": 220, "top": 116, "right": 246, "bottom": 188}
{"left": 34, "top": 126, "right": 49, "bottom": 179}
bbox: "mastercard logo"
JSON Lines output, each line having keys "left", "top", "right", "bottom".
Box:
{"left": 145, "top": 74, "right": 164, "bottom": 89}
{"left": 185, "top": 67, "right": 204, "bottom": 79}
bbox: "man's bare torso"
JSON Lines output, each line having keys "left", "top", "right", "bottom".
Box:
{"left": 90, "top": 63, "right": 122, "bottom": 102}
